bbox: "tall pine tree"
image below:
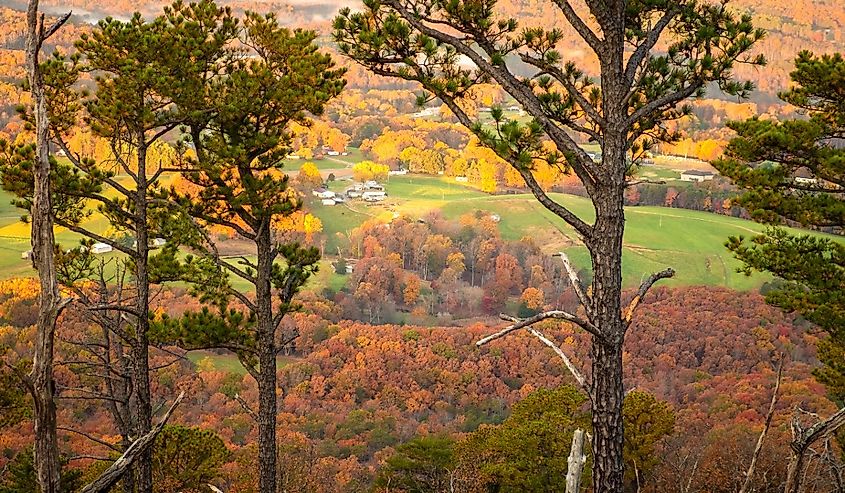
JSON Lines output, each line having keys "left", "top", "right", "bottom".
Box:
{"left": 716, "top": 51, "right": 845, "bottom": 403}
{"left": 1, "top": 2, "right": 236, "bottom": 491}
{"left": 153, "top": 13, "right": 345, "bottom": 492}
{"left": 333, "top": 0, "right": 763, "bottom": 489}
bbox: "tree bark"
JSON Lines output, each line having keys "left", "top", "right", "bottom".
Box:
{"left": 24, "top": 2, "right": 64, "bottom": 491}
{"left": 256, "top": 222, "right": 278, "bottom": 493}
{"left": 587, "top": 144, "right": 627, "bottom": 493}
{"left": 132, "top": 138, "right": 154, "bottom": 493}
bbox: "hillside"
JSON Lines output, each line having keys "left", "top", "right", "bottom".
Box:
{"left": 320, "top": 173, "right": 829, "bottom": 290}
{"left": 0, "top": 282, "right": 834, "bottom": 491}
{"left": 2, "top": 0, "right": 842, "bottom": 96}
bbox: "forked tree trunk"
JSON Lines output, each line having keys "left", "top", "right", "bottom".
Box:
{"left": 784, "top": 406, "right": 845, "bottom": 493}
{"left": 24, "top": 2, "right": 64, "bottom": 491}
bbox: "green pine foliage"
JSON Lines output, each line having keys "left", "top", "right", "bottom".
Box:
{"left": 715, "top": 51, "right": 845, "bottom": 403}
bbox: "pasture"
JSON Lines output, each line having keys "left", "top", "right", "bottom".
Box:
{"left": 0, "top": 168, "right": 823, "bottom": 291}
{"left": 318, "top": 174, "right": 828, "bottom": 289}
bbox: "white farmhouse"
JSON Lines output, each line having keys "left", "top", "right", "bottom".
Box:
{"left": 312, "top": 188, "right": 336, "bottom": 199}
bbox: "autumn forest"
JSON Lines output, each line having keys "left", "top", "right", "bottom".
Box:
{"left": 0, "top": 0, "right": 844, "bottom": 493}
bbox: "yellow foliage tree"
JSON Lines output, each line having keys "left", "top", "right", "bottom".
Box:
{"left": 298, "top": 162, "right": 323, "bottom": 189}
{"left": 352, "top": 160, "right": 390, "bottom": 182}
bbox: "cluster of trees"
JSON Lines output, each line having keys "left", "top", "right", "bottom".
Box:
{"left": 351, "top": 161, "right": 389, "bottom": 183}
{"left": 1, "top": 0, "right": 343, "bottom": 491}
{"left": 335, "top": 213, "right": 573, "bottom": 323}
{"left": 624, "top": 179, "right": 742, "bottom": 218}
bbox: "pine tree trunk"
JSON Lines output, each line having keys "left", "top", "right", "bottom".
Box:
{"left": 588, "top": 134, "right": 627, "bottom": 493}
{"left": 256, "top": 224, "right": 278, "bottom": 493}
{"left": 25, "top": 2, "right": 62, "bottom": 491}
{"left": 133, "top": 140, "right": 153, "bottom": 493}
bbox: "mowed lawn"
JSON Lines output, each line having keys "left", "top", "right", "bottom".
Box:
{"left": 280, "top": 147, "right": 366, "bottom": 171}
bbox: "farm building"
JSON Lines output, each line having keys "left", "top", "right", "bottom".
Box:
{"left": 362, "top": 190, "right": 387, "bottom": 202}
{"left": 312, "top": 188, "right": 336, "bottom": 199}
{"left": 680, "top": 170, "right": 716, "bottom": 182}
{"left": 91, "top": 243, "right": 113, "bottom": 254}
{"left": 132, "top": 238, "right": 167, "bottom": 248}
{"left": 363, "top": 181, "right": 384, "bottom": 191}
{"left": 410, "top": 107, "right": 440, "bottom": 118}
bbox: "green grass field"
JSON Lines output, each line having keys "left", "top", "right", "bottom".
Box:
{"left": 313, "top": 175, "right": 835, "bottom": 290}
{"left": 281, "top": 147, "right": 365, "bottom": 171}
{"left": 0, "top": 171, "right": 831, "bottom": 291}
{"left": 186, "top": 350, "right": 301, "bottom": 375}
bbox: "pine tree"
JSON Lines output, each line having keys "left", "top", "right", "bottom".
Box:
{"left": 0, "top": 3, "right": 236, "bottom": 491}
{"left": 716, "top": 52, "right": 845, "bottom": 402}
{"left": 333, "top": 1, "right": 763, "bottom": 489}
{"left": 153, "top": 14, "right": 345, "bottom": 492}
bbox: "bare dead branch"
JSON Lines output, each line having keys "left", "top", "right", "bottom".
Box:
{"left": 67, "top": 455, "right": 113, "bottom": 462}
{"left": 527, "top": 328, "right": 588, "bottom": 391}
{"left": 233, "top": 393, "right": 258, "bottom": 421}
{"left": 477, "top": 310, "right": 601, "bottom": 349}
{"left": 739, "top": 355, "right": 783, "bottom": 493}
{"left": 79, "top": 392, "right": 184, "bottom": 493}
{"left": 785, "top": 404, "right": 845, "bottom": 493}
{"left": 57, "top": 426, "right": 122, "bottom": 452}
{"left": 553, "top": 251, "right": 591, "bottom": 313}
{"left": 624, "top": 268, "right": 675, "bottom": 327}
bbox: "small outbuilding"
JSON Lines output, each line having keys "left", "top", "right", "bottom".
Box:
{"left": 91, "top": 243, "right": 113, "bottom": 254}
{"left": 680, "top": 170, "right": 716, "bottom": 182}
{"left": 312, "top": 188, "right": 336, "bottom": 199}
